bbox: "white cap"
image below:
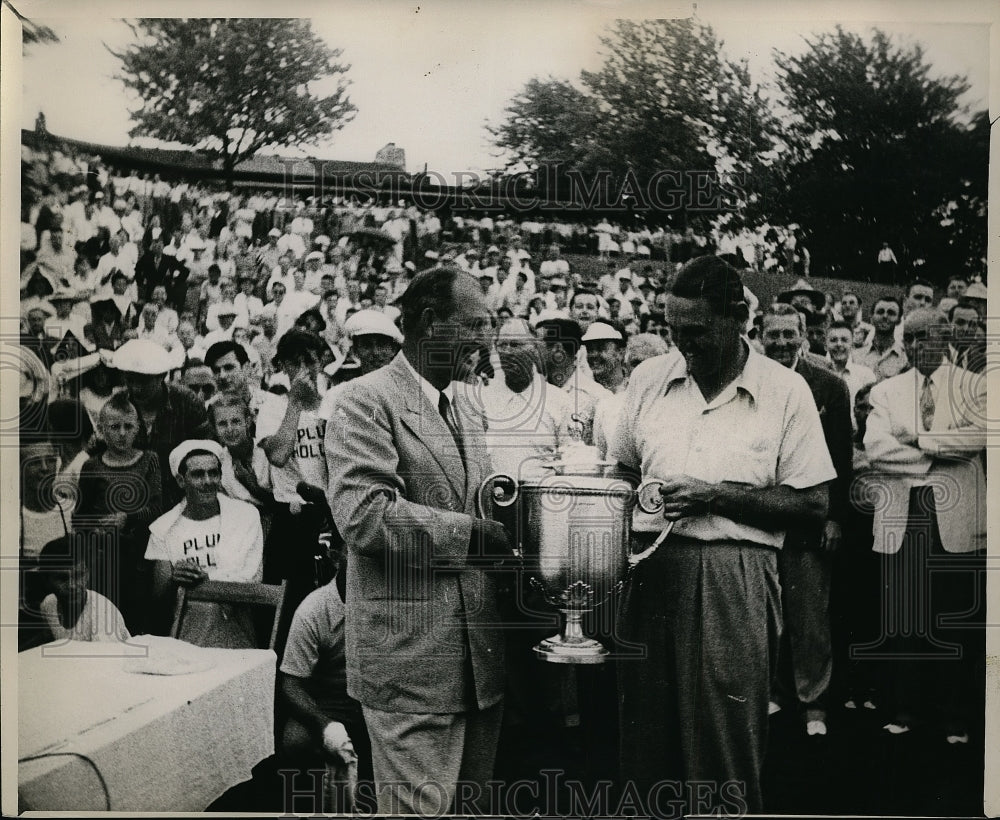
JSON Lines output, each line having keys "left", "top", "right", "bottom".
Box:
{"left": 314, "top": 235, "right": 331, "bottom": 247}
{"left": 344, "top": 309, "right": 404, "bottom": 344}
{"left": 582, "top": 322, "right": 624, "bottom": 343}
{"left": 424, "top": 250, "right": 440, "bottom": 260}
{"left": 615, "top": 269, "right": 633, "bottom": 279}
{"left": 268, "top": 228, "right": 282, "bottom": 238}
{"left": 168, "top": 439, "right": 224, "bottom": 480}
{"left": 965, "top": 282, "right": 987, "bottom": 300}
{"left": 111, "top": 339, "right": 174, "bottom": 375}
{"left": 306, "top": 251, "right": 324, "bottom": 263}
{"left": 549, "top": 277, "right": 568, "bottom": 288}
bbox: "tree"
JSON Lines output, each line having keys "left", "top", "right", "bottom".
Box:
{"left": 488, "top": 77, "right": 602, "bottom": 173}
{"left": 772, "top": 26, "right": 986, "bottom": 279}
{"left": 490, "top": 18, "right": 779, "bottom": 224}
{"left": 112, "top": 19, "right": 357, "bottom": 188}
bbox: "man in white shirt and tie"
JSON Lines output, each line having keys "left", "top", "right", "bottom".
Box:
{"left": 863, "top": 308, "right": 986, "bottom": 743}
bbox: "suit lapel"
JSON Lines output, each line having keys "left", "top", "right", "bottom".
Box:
{"left": 393, "top": 355, "right": 467, "bottom": 500}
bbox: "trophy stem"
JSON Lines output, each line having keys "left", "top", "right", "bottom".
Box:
{"left": 564, "top": 609, "right": 586, "bottom": 642}
{"left": 533, "top": 609, "right": 608, "bottom": 664}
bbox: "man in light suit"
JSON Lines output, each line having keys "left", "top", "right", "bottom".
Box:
{"left": 324, "top": 266, "right": 514, "bottom": 815}
{"left": 864, "top": 308, "right": 986, "bottom": 742}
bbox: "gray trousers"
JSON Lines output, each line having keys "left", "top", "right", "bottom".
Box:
{"left": 362, "top": 700, "right": 503, "bottom": 816}
{"left": 775, "top": 547, "right": 833, "bottom": 719}
{"left": 617, "top": 537, "right": 782, "bottom": 815}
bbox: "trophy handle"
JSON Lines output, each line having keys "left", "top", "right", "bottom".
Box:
{"left": 476, "top": 472, "right": 518, "bottom": 519}
{"left": 636, "top": 478, "right": 665, "bottom": 514}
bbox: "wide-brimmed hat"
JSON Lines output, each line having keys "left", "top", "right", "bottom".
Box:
{"left": 777, "top": 278, "right": 825, "bottom": 312}
{"left": 111, "top": 339, "right": 174, "bottom": 375}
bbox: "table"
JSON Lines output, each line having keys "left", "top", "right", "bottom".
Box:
{"left": 18, "top": 634, "right": 275, "bottom": 812}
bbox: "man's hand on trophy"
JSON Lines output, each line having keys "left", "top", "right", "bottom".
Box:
{"left": 656, "top": 474, "right": 717, "bottom": 520}
{"left": 470, "top": 518, "right": 519, "bottom": 570}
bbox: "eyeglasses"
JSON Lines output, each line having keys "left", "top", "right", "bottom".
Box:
{"left": 189, "top": 383, "right": 217, "bottom": 398}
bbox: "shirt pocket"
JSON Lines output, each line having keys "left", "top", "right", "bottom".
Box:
{"left": 720, "top": 434, "right": 778, "bottom": 486}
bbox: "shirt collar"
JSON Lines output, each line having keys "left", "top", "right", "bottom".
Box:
{"left": 865, "top": 336, "right": 905, "bottom": 357}
{"left": 666, "top": 341, "right": 762, "bottom": 405}
{"left": 914, "top": 360, "right": 949, "bottom": 386}
{"left": 399, "top": 353, "right": 454, "bottom": 408}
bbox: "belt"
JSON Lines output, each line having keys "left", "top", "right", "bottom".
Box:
{"left": 631, "top": 530, "right": 773, "bottom": 551}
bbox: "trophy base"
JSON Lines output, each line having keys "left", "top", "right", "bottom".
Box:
{"left": 533, "top": 634, "right": 608, "bottom": 664}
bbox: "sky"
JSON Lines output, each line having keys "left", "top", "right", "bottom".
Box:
{"left": 14, "top": 0, "right": 995, "bottom": 175}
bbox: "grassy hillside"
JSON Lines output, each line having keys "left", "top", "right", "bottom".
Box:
{"left": 563, "top": 253, "right": 906, "bottom": 311}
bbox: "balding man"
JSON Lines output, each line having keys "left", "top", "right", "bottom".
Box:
{"left": 324, "top": 266, "right": 512, "bottom": 815}
{"left": 478, "top": 317, "right": 575, "bottom": 479}
{"left": 864, "top": 308, "right": 986, "bottom": 743}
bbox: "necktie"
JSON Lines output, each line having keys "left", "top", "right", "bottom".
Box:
{"left": 920, "top": 375, "right": 935, "bottom": 431}
{"left": 438, "top": 392, "right": 465, "bottom": 464}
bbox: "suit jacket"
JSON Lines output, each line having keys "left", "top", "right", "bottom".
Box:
{"left": 863, "top": 362, "right": 986, "bottom": 554}
{"left": 135, "top": 252, "right": 188, "bottom": 301}
{"left": 794, "top": 356, "right": 853, "bottom": 527}
{"left": 324, "top": 352, "right": 505, "bottom": 714}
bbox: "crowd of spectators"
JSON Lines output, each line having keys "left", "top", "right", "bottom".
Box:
{"left": 15, "top": 138, "right": 988, "bottom": 811}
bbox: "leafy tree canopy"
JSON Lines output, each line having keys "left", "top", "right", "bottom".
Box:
{"left": 111, "top": 18, "right": 357, "bottom": 185}
{"left": 772, "top": 26, "right": 986, "bottom": 278}
{"left": 490, "top": 18, "right": 778, "bottom": 224}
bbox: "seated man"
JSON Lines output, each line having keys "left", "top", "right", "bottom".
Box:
{"left": 278, "top": 575, "right": 373, "bottom": 792}
{"left": 145, "top": 439, "right": 264, "bottom": 645}
{"left": 38, "top": 534, "right": 131, "bottom": 644}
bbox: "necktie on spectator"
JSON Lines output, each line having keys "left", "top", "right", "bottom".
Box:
{"left": 920, "top": 375, "right": 935, "bottom": 431}
{"left": 438, "top": 392, "right": 465, "bottom": 465}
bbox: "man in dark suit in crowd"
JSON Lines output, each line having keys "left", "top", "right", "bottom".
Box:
{"left": 762, "top": 303, "right": 853, "bottom": 736}
{"left": 135, "top": 235, "right": 189, "bottom": 309}
{"left": 324, "top": 266, "right": 513, "bottom": 815}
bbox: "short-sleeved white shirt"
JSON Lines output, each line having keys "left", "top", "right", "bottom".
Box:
{"left": 255, "top": 393, "right": 328, "bottom": 504}
{"left": 609, "top": 344, "right": 836, "bottom": 547}
{"left": 145, "top": 513, "right": 224, "bottom": 571}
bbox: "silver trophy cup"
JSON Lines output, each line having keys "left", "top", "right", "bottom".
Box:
{"left": 478, "top": 461, "right": 664, "bottom": 664}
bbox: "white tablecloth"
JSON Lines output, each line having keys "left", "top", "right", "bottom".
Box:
{"left": 18, "top": 635, "right": 275, "bottom": 812}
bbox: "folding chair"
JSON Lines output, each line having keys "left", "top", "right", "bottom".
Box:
{"left": 170, "top": 580, "right": 288, "bottom": 651}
